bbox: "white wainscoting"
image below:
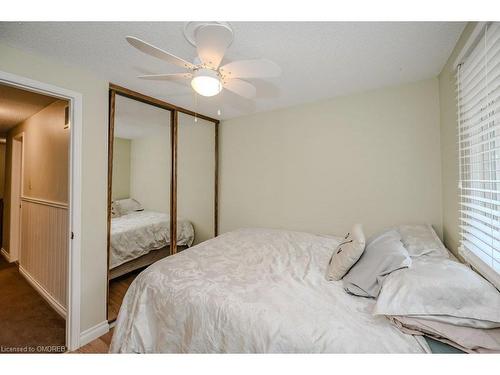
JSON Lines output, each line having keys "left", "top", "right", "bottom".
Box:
{"left": 19, "top": 197, "right": 69, "bottom": 314}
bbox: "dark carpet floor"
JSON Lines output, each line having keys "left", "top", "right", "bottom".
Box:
{"left": 0, "top": 256, "right": 66, "bottom": 353}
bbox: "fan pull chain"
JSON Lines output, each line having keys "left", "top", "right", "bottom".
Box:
{"left": 194, "top": 91, "right": 198, "bottom": 123}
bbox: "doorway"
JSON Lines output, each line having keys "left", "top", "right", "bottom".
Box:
{"left": 0, "top": 83, "right": 69, "bottom": 352}
{"left": 0, "top": 70, "right": 82, "bottom": 351}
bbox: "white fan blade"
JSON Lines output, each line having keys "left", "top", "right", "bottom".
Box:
{"left": 126, "top": 36, "right": 195, "bottom": 70}
{"left": 219, "top": 59, "right": 281, "bottom": 79}
{"left": 138, "top": 73, "right": 192, "bottom": 81}
{"left": 195, "top": 24, "right": 233, "bottom": 69}
{"left": 223, "top": 79, "right": 257, "bottom": 99}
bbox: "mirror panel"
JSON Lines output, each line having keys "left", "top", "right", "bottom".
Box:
{"left": 107, "top": 94, "right": 171, "bottom": 322}
{"left": 106, "top": 85, "right": 219, "bottom": 323}
{"left": 176, "top": 113, "right": 216, "bottom": 246}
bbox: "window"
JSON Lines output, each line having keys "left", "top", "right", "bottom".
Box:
{"left": 457, "top": 22, "right": 500, "bottom": 286}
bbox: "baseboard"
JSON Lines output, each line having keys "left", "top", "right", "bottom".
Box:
{"left": 18, "top": 265, "right": 67, "bottom": 318}
{"left": 1, "top": 248, "right": 11, "bottom": 262}
{"left": 79, "top": 321, "right": 110, "bottom": 348}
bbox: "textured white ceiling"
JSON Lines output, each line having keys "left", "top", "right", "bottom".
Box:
{"left": 0, "top": 83, "right": 57, "bottom": 133}
{"left": 0, "top": 22, "right": 465, "bottom": 120}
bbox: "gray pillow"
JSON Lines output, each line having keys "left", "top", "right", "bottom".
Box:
{"left": 342, "top": 230, "right": 411, "bottom": 298}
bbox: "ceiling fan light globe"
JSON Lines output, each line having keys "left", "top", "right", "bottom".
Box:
{"left": 191, "top": 69, "right": 222, "bottom": 97}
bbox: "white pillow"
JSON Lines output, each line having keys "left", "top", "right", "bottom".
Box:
{"left": 115, "top": 198, "right": 143, "bottom": 215}
{"left": 396, "top": 224, "right": 449, "bottom": 258}
{"left": 374, "top": 257, "right": 500, "bottom": 328}
{"left": 326, "top": 224, "right": 365, "bottom": 281}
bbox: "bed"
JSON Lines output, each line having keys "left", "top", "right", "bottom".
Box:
{"left": 110, "top": 228, "right": 430, "bottom": 353}
{"left": 109, "top": 210, "right": 194, "bottom": 279}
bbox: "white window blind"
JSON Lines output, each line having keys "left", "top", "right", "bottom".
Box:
{"left": 457, "top": 22, "right": 500, "bottom": 283}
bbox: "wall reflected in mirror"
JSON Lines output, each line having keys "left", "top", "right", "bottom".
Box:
{"left": 177, "top": 113, "right": 215, "bottom": 246}
{"left": 108, "top": 94, "right": 172, "bottom": 322}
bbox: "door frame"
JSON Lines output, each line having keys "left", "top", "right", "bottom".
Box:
{"left": 0, "top": 70, "right": 83, "bottom": 351}
{"left": 9, "top": 132, "right": 24, "bottom": 262}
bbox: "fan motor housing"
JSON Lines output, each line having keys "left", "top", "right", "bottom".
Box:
{"left": 183, "top": 22, "right": 234, "bottom": 47}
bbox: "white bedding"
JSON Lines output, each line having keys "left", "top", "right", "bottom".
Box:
{"left": 110, "top": 228, "right": 430, "bottom": 353}
{"left": 110, "top": 211, "right": 194, "bottom": 269}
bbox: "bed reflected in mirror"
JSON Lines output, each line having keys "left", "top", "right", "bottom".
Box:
{"left": 107, "top": 94, "right": 174, "bottom": 322}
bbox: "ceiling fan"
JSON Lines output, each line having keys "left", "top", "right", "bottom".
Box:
{"left": 126, "top": 22, "right": 281, "bottom": 100}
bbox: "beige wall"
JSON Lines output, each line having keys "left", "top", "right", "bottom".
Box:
{"left": 220, "top": 78, "right": 443, "bottom": 238}
{"left": 0, "top": 42, "right": 109, "bottom": 333}
{"left": 129, "top": 128, "right": 171, "bottom": 214}
{"left": 3, "top": 100, "right": 69, "bottom": 251}
{"left": 112, "top": 138, "right": 131, "bottom": 201}
{"left": 0, "top": 142, "right": 6, "bottom": 199}
{"left": 438, "top": 23, "right": 477, "bottom": 257}
{"left": 177, "top": 113, "right": 215, "bottom": 245}
{"left": 9, "top": 100, "right": 69, "bottom": 202}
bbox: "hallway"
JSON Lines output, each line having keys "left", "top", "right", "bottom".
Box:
{"left": 0, "top": 256, "right": 65, "bottom": 353}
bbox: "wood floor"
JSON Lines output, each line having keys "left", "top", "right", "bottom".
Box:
{"left": 107, "top": 268, "right": 142, "bottom": 322}
{"left": 73, "top": 329, "right": 113, "bottom": 353}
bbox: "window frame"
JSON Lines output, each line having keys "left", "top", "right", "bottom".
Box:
{"left": 456, "top": 21, "right": 500, "bottom": 290}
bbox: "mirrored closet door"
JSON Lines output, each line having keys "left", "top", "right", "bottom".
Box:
{"left": 107, "top": 92, "right": 172, "bottom": 321}
{"left": 177, "top": 113, "right": 216, "bottom": 247}
{"left": 107, "top": 85, "right": 219, "bottom": 323}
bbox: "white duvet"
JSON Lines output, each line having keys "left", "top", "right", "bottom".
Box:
{"left": 110, "top": 228, "right": 429, "bottom": 353}
{"left": 110, "top": 211, "right": 194, "bottom": 269}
